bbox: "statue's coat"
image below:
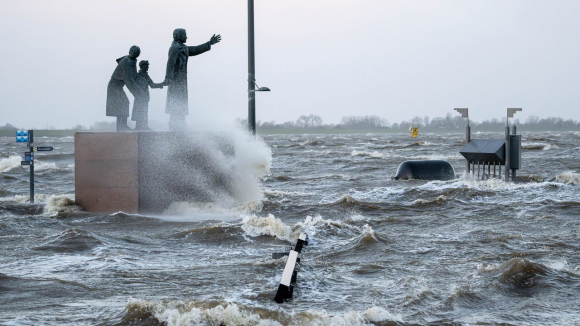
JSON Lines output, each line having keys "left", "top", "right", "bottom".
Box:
{"left": 165, "top": 41, "right": 211, "bottom": 116}
{"left": 106, "top": 56, "right": 138, "bottom": 117}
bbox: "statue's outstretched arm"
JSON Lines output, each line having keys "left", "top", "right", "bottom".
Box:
{"left": 188, "top": 42, "right": 211, "bottom": 56}
{"left": 188, "top": 35, "right": 220, "bottom": 57}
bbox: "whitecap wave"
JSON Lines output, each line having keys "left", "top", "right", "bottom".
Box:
{"left": 34, "top": 161, "right": 74, "bottom": 172}
{"left": 363, "top": 306, "right": 404, "bottom": 323}
{"left": 413, "top": 195, "right": 450, "bottom": 204}
{"left": 521, "top": 142, "right": 557, "bottom": 150}
{"left": 555, "top": 171, "right": 580, "bottom": 185}
{"left": 264, "top": 189, "right": 315, "bottom": 197}
{"left": 350, "top": 150, "right": 388, "bottom": 158}
{"left": 161, "top": 201, "right": 262, "bottom": 222}
{"left": 0, "top": 156, "right": 22, "bottom": 172}
{"left": 43, "top": 194, "right": 83, "bottom": 217}
{"left": 241, "top": 214, "right": 297, "bottom": 243}
{"left": 408, "top": 154, "right": 464, "bottom": 160}
{"left": 296, "top": 215, "right": 360, "bottom": 234}
{"left": 358, "top": 224, "right": 380, "bottom": 242}
{"left": 124, "top": 299, "right": 404, "bottom": 326}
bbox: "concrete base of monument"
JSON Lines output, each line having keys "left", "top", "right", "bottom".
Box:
{"left": 75, "top": 131, "right": 235, "bottom": 214}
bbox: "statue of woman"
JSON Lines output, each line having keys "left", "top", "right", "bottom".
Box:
{"left": 106, "top": 45, "right": 140, "bottom": 131}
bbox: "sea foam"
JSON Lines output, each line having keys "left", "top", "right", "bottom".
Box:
{"left": 241, "top": 214, "right": 297, "bottom": 243}
{"left": 0, "top": 156, "right": 22, "bottom": 173}
{"left": 124, "top": 299, "right": 404, "bottom": 326}
{"left": 555, "top": 171, "right": 580, "bottom": 185}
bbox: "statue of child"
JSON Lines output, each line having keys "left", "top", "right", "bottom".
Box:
{"left": 132, "top": 60, "right": 165, "bottom": 130}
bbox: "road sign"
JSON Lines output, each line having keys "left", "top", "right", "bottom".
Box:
{"left": 34, "top": 146, "right": 54, "bottom": 151}
{"left": 16, "top": 130, "right": 29, "bottom": 143}
{"left": 507, "top": 108, "right": 522, "bottom": 118}
{"left": 16, "top": 130, "right": 37, "bottom": 204}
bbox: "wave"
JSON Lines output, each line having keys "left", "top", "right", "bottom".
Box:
{"left": 241, "top": 214, "right": 298, "bottom": 243}
{"left": 0, "top": 194, "right": 82, "bottom": 217}
{"left": 443, "top": 285, "right": 483, "bottom": 308}
{"left": 34, "top": 161, "right": 74, "bottom": 173}
{"left": 555, "top": 171, "right": 580, "bottom": 185}
{"left": 298, "top": 140, "right": 324, "bottom": 146}
{"left": 356, "top": 224, "right": 384, "bottom": 244}
{"left": 120, "top": 299, "right": 404, "bottom": 326}
{"left": 264, "top": 189, "right": 314, "bottom": 197}
{"left": 241, "top": 214, "right": 368, "bottom": 245}
{"left": 0, "top": 156, "right": 22, "bottom": 173}
{"left": 477, "top": 258, "right": 571, "bottom": 293}
{"left": 0, "top": 155, "right": 73, "bottom": 173}
{"left": 34, "top": 228, "right": 104, "bottom": 253}
{"left": 413, "top": 195, "right": 450, "bottom": 205}
{"left": 296, "top": 214, "right": 362, "bottom": 233}
{"left": 454, "top": 172, "right": 572, "bottom": 191}
{"left": 495, "top": 258, "right": 550, "bottom": 287}
{"left": 406, "top": 154, "right": 464, "bottom": 160}
{"left": 327, "top": 195, "right": 381, "bottom": 211}
{"left": 350, "top": 150, "right": 389, "bottom": 158}
{"left": 172, "top": 221, "right": 247, "bottom": 244}
{"left": 521, "top": 142, "right": 557, "bottom": 150}
{"left": 0, "top": 200, "right": 44, "bottom": 216}
{"left": 44, "top": 195, "right": 83, "bottom": 217}
{"left": 401, "top": 142, "right": 422, "bottom": 148}
{"left": 161, "top": 200, "right": 262, "bottom": 221}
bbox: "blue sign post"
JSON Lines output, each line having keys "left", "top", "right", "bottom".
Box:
{"left": 15, "top": 130, "right": 53, "bottom": 204}
{"left": 16, "top": 130, "right": 29, "bottom": 143}
{"left": 16, "top": 130, "right": 34, "bottom": 203}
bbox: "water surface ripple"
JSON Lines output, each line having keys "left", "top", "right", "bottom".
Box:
{"left": 1, "top": 132, "right": 579, "bottom": 325}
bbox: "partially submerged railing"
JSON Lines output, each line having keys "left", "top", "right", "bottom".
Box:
{"left": 455, "top": 108, "right": 522, "bottom": 181}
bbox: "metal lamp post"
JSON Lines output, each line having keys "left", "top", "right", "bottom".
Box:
{"left": 454, "top": 108, "right": 470, "bottom": 172}
{"left": 248, "top": 0, "right": 270, "bottom": 135}
{"left": 505, "top": 108, "right": 522, "bottom": 182}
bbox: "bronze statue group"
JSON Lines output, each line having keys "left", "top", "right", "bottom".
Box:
{"left": 106, "top": 28, "right": 221, "bottom": 131}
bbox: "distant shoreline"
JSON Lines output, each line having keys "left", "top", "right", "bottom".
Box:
{"left": 0, "top": 128, "right": 577, "bottom": 137}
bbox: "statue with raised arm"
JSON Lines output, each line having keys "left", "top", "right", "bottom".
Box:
{"left": 106, "top": 45, "right": 140, "bottom": 131}
{"left": 164, "top": 28, "right": 221, "bottom": 131}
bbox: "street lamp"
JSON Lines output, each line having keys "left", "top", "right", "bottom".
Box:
{"left": 454, "top": 108, "right": 470, "bottom": 172}
{"left": 248, "top": 0, "right": 270, "bottom": 135}
{"left": 505, "top": 108, "right": 522, "bottom": 182}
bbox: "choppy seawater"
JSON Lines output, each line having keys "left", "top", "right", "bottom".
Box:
{"left": 1, "top": 131, "right": 580, "bottom": 326}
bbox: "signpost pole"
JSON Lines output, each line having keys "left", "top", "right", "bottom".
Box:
{"left": 30, "top": 155, "right": 34, "bottom": 203}
{"left": 16, "top": 130, "right": 55, "bottom": 204}
{"left": 29, "top": 130, "right": 34, "bottom": 203}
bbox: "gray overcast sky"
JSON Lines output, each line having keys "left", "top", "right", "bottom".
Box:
{"left": 1, "top": 0, "right": 579, "bottom": 129}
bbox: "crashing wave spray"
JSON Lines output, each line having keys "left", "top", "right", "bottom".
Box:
{"left": 158, "top": 120, "right": 272, "bottom": 216}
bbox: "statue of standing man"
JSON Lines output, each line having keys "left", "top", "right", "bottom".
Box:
{"left": 164, "top": 28, "right": 221, "bottom": 131}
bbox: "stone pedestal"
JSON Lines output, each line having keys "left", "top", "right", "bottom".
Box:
{"left": 75, "top": 132, "right": 234, "bottom": 214}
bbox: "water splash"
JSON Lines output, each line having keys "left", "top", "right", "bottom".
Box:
{"left": 0, "top": 156, "right": 22, "bottom": 173}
